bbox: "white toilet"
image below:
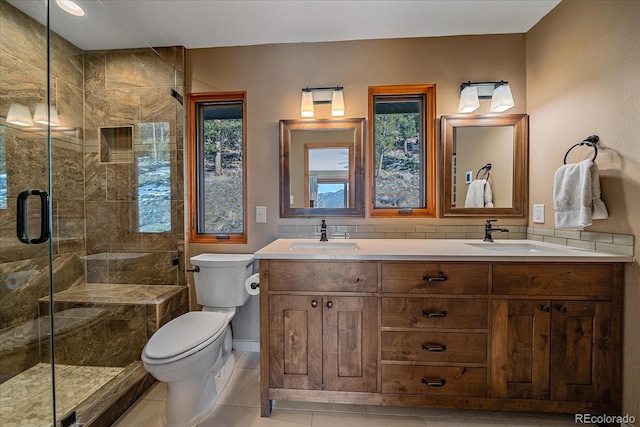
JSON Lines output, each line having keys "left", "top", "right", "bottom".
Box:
{"left": 141, "top": 253, "right": 256, "bottom": 427}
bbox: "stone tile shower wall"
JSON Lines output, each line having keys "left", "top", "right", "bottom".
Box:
{"left": 83, "top": 46, "right": 186, "bottom": 286}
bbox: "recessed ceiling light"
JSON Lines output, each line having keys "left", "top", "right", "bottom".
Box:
{"left": 56, "top": 0, "right": 85, "bottom": 17}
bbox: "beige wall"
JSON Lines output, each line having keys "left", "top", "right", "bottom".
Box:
{"left": 527, "top": 0, "right": 640, "bottom": 418}
{"left": 187, "top": 33, "right": 528, "bottom": 255}
{"left": 187, "top": 3, "right": 640, "bottom": 411}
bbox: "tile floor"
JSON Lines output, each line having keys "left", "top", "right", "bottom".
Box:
{"left": 114, "top": 352, "right": 577, "bottom": 427}
{"left": 0, "top": 363, "right": 124, "bottom": 427}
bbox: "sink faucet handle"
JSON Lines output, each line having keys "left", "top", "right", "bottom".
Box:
{"left": 486, "top": 219, "right": 497, "bottom": 225}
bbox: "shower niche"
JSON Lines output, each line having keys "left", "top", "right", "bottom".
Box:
{"left": 100, "top": 126, "right": 133, "bottom": 163}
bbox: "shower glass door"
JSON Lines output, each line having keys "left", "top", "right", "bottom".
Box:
{"left": 2, "top": 0, "right": 185, "bottom": 425}
{"left": 1, "top": 0, "right": 57, "bottom": 425}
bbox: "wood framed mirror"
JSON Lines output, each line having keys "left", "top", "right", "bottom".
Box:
{"left": 440, "top": 114, "right": 528, "bottom": 218}
{"left": 280, "top": 118, "right": 365, "bottom": 217}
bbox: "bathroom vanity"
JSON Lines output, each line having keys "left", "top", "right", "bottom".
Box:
{"left": 255, "top": 239, "right": 631, "bottom": 417}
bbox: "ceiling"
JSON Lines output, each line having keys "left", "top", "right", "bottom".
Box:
{"left": 8, "top": 0, "right": 561, "bottom": 51}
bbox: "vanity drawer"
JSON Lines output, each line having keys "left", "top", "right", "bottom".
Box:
{"left": 382, "top": 298, "right": 488, "bottom": 329}
{"left": 268, "top": 261, "right": 378, "bottom": 292}
{"left": 381, "top": 262, "right": 488, "bottom": 294}
{"left": 492, "top": 264, "right": 614, "bottom": 296}
{"left": 382, "top": 331, "right": 487, "bottom": 364}
{"left": 382, "top": 365, "right": 487, "bottom": 397}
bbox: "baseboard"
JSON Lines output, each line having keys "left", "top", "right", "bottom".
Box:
{"left": 233, "top": 339, "right": 259, "bottom": 352}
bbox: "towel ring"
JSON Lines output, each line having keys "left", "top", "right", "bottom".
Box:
{"left": 563, "top": 135, "right": 599, "bottom": 164}
{"left": 476, "top": 163, "right": 492, "bottom": 180}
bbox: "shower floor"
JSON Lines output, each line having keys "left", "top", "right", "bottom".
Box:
{"left": 0, "top": 363, "right": 124, "bottom": 426}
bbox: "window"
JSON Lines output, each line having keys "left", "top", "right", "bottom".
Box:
{"left": 188, "top": 92, "right": 247, "bottom": 243}
{"left": 368, "top": 84, "right": 436, "bottom": 217}
{"left": 137, "top": 122, "right": 171, "bottom": 232}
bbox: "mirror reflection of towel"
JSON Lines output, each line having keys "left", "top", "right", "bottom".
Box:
{"left": 465, "top": 179, "right": 494, "bottom": 208}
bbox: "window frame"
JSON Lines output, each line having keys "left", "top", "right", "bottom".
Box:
{"left": 187, "top": 92, "right": 247, "bottom": 244}
{"left": 368, "top": 84, "right": 436, "bottom": 218}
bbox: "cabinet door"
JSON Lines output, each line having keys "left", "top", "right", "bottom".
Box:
{"left": 323, "top": 296, "right": 378, "bottom": 392}
{"left": 491, "top": 299, "right": 551, "bottom": 399}
{"left": 269, "top": 295, "right": 323, "bottom": 390}
{"left": 550, "top": 301, "right": 612, "bottom": 402}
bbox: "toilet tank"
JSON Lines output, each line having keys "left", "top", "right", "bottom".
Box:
{"left": 190, "top": 253, "right": 254, "bottom": 308}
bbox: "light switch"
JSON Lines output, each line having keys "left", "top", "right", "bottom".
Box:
{"left": 256, "top": 206, "right": 267, "bottom": 223}
{"left": 533, "top": 204, "right": 545, "bottom": 223}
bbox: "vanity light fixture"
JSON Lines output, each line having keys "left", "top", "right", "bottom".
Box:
{"left": 457, "top": 86, "right": 480, "bottom": 113}
{"left": 6, "top": 104, "right": 34, "bottom": 126}
{"left": 300, "top": 86, "right": 345, "bottom": 117}
{"left": 33, "top": 103, "right": 60, "bottom": 127}
{"left": 458, "top": 81, "right": 515, "bottom": 113}
{"left": 56, "top": 0, "right": 85, "bottom": 17}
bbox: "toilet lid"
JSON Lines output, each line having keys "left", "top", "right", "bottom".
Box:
{"left": 144, "top": 312, "right": 227, "bottom": 359}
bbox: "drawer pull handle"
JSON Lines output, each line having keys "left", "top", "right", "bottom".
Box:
{"left": 541, "top": 305, "right": 551, "bottom": 313}
{"left": 421, "top": 343, "right": 447, "bottom": 352}
{"left": 422, "top": 310, "right": 447, "bottom": 318}
{"left": 421, "top": 272, "right": 448, "bottom": 282}
{"left": 557, "top": 305, "right": 568, "bottom": 313}
{"left": 421, "top": 378, "right": 446, "bottom": 387}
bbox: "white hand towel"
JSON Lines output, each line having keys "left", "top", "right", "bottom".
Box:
{"left": 465, "top": 179, "right": 489, "bottom": 208}
{"left": 590, "top": 161, "right": 609, "bottom": 220}
{"left": 484, "top": 180, "right": 494, "bottom": 208}
{"left": 553, "top": 159, "right": 607, "bottom": 229}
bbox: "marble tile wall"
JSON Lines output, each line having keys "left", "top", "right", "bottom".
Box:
{"left": 83, "top": 45, "right": 186, "bottom": 286}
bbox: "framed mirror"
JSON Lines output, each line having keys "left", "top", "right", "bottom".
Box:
{"left": 440, "top": 114, "right": 528, "bottom": 218}
{"left": 280, "top": 118, "right": 365, "bottom": 217}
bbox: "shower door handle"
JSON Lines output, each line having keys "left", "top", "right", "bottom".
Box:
{"left": 17, "top": 189, "right": 50, "bottom": 244}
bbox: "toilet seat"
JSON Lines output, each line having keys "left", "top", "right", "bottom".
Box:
{"left": 143, "top": 312, "right": 228, "bottom": 364}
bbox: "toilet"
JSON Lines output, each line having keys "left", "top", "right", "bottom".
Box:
{"left": 141, "top": 253, "right": 256, "bottom": 427}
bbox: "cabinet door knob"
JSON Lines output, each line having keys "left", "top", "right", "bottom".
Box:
{"left": 541, "top": 305, "right": 551, "bottom": 312}
{"left": 421, "top": 378, "right": 446, "bottom": 387}
{"left": 421, "top": 343, "right": 447, "bottom": 352}
{"left": 326, "top": 301, "right": 333, "bottom": 309}
{"left": 311, "top": 300, "right": 318, "bottom": 308}
{"left": 421, "top": 271, "right": 448, "bottom": 282}
{"left": 422, "top": 310, "right": 447, "bottom": 318}
{"left": 557, "top": 305, "right": 568, "bottom": 313}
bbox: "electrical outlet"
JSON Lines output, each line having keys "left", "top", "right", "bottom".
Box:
{"left": 256, "top": 206, "right": 267, "bottom": 223}
{"left": 533, "top": 204, "right": 545, "bottom": 223}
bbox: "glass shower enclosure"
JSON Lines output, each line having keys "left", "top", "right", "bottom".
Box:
{"left": 1, "top": 1, "right": 186, "bottom": 425}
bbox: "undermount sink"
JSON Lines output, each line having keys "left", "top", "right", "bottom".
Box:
{"left": 288, "top": 241, "right": 360, "bottom": 251}
{"left": 465, "top": 242, "right": 551, "bottom": 253}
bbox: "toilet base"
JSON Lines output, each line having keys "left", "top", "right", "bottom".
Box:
{"left": 163, "top": 353, "right": 236, "bottom": 427}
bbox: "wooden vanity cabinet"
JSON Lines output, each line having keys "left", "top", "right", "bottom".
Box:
{"left": 260, "top": 259, "right": 623, "bottom": 417}
{"left": 380, "top": 262, "right": 490, "bottom": 398}
{"left": 268, "top": 294, "right": 378, "bottom": 393}
{"left": 491, "top": 263, "right": 622, "bottom": 412}
{"left": 262, "top": 260, "right": 378, "bottom": 413}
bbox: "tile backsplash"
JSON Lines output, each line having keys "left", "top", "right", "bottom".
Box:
{"left": 278, "top": 224, "right": 527, "bottom": 240}
{"left": 527, "top": 227, "right": 634, "bottom": 256}
{"left": 277, "top": 224, "right": 634, "bottom": 256}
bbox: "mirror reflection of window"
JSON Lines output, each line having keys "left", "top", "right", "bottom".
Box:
{"left": 137, "top": 122, "right": 171, "bottom": 232}
{"left": 304, "top": 145, "right": 351, "bottom": 209}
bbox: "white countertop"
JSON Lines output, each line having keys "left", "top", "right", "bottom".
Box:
{"left": 254, "top": 238, "right": 633, "bottom": 262}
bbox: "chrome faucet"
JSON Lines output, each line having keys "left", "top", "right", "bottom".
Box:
{"left": 320, "top": 219, "right": 328, "bottom": 242}
{"left": 484, "top": 219, "right": 509, "bottom": 242}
